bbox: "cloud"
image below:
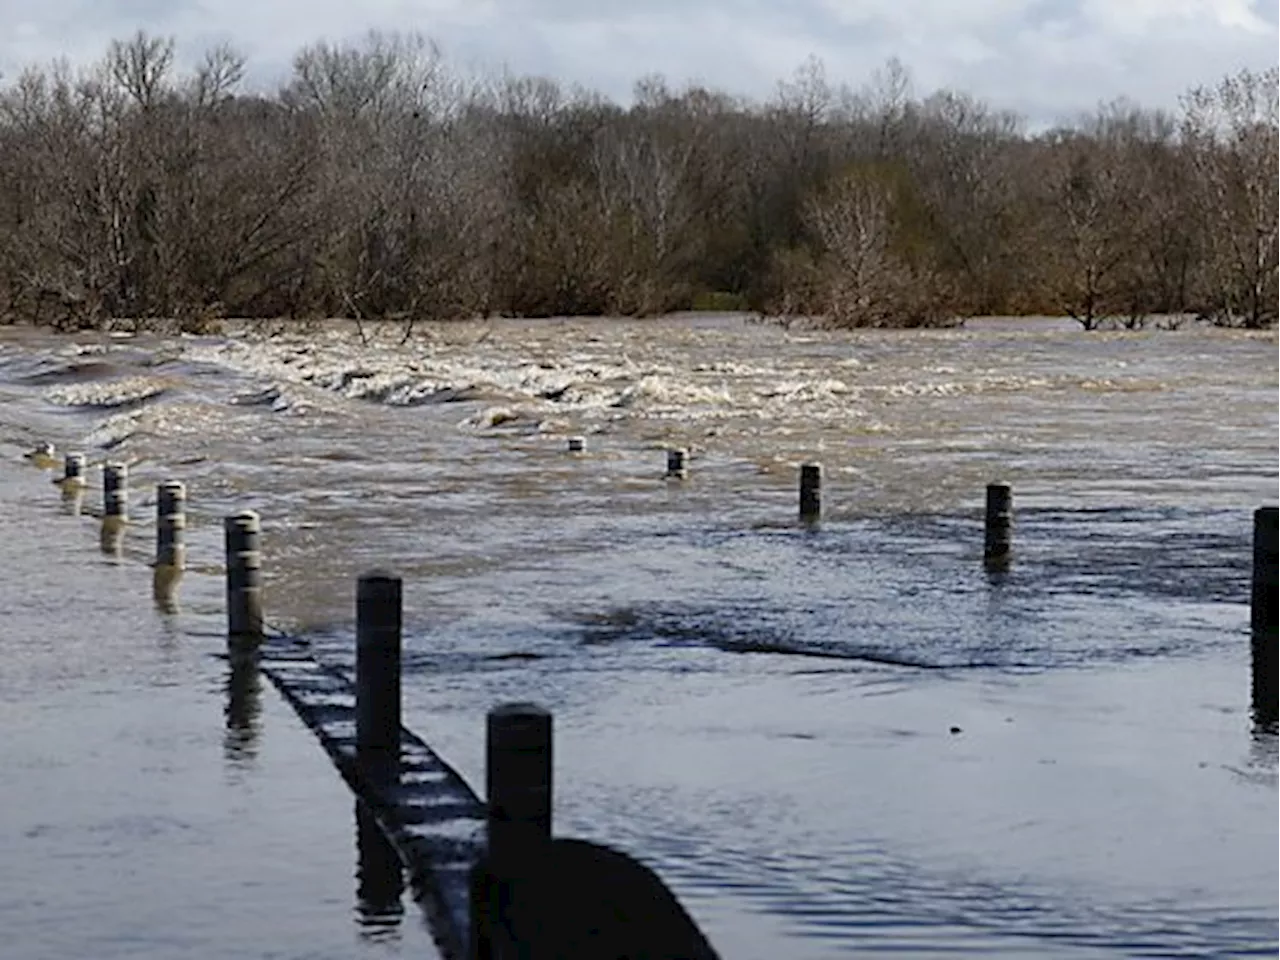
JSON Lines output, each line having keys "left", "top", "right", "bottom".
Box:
{"left": 0, "top": 0, "right": 1273, "bottom": 120}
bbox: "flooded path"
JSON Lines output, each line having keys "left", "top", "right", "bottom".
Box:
{"left": 0, "top": 314, "right": 1275, "bottom": 957}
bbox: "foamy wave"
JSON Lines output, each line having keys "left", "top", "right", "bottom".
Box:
{"left": 877, "top": 374, "right": 1052, "bottom": 398}
{"left": 231, "top": 383, "right": 311, "bottom": 414}
{"left": 610, "top": 375, "right": 734, "bottom": 410}
{"left": 690, "top": 360, "right": 777, "bottom": 376}
{"left": 46, "top": 376, "right": 170, "bottom": 408}
{"left": 180, "top": 331, "right": 881, "bottom": 428}
{"left": 758, "top": 379, "right": 851, "bottom": 402}
{"left": 1076, "top": 377, "right": 1167, "bottom": 393}
{"left": 82, "top": 411, "right": 143, "bottom": 449}
{"left": 335, "top": 371, "right": 484, "bottom": 406}
{"left": 462, "top": 405, "right": 543, "bottom": 432}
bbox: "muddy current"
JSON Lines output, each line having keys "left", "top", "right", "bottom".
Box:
{"left": 0, "top": 314, "right": 1275, "bottom": 959}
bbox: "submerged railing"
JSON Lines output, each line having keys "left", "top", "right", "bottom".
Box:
{"left": 28, "top": 442, "right": 1280, "bottom": 956}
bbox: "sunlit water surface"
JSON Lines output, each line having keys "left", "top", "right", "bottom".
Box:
{"left": 0, "top": 314, "right": 1275, "bottom": 958}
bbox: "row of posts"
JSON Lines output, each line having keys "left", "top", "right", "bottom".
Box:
{"left": 49, "top": 445, "right": 1280, "bottom": 727}
{"left": 352, "top": 569, "right": 551, "bottom": 848}
{"left": 55, "top": 448, "right": 1277, "bottom": 638}
{"left": 56, "top": 451, "right": 251, "bottom": 620}
{"left": 58, "top": 453, "right": 190, "bottom": 612}
{"left": 582, "top": 439, "right": 1274, "bottom": 594}
{"left": 223, "top": 524, "right": 546, "bottom": 953}
{"left": 354, "top": 571, "right": 551, "bottom": 955}
{"left": 52, "top": 452, "right": 549, "bottom": 949}
{"left": 42, "top": 443, "right": 1279, "bottom": 949}
{"left": 574, "top": 439, "right": 1015, "bottom": 567}
{"left": 50, "top": 452, "right": 712, "bottom": 954}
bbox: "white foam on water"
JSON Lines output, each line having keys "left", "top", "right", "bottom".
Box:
{"left": 461, "top": 405, "right": 543, "bottom": 433}
{"left": 82, "top": 411, "right": 144, "bottom": 449}
{"left": 45, "top": 375, "right": 171, "bottom": 408}
{"left": 232, "top": 383, "right": 313, "bottom": 414}
{"left": 180, "top": 332, "right": 882, "bottom": 434}
{"left": 169, "top": 319, "right": 1236, "bottom": 475}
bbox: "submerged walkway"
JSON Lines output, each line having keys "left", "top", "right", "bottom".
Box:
{"left": 0, "top": 453, "right": 441, "bottom": 960}
{"left": 256, "top": 636, "right": 484, "bottom": 957}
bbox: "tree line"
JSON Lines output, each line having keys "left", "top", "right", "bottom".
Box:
{"left": 0, "top": 31, "right": 1274, "bottom": 333}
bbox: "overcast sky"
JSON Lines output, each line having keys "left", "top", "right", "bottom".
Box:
{"left": 0, "top": 0, "right": 1276, "bottom": 122}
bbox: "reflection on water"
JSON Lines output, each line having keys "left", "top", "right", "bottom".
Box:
{"left": 1249, "top": 727, "right": 1279, "bottom": 777}
{"left": 152, "top": 564, "right": 183, "bottom": 614}
{"left": 0, "top": 316, "right": 1275, "bottom": 958}
{"left": 1251, "top": 632, "right": 1278, "bottom": 735}
{"left": 224, "top": 649, "right": 262, "bottom": 766}
{"left": 0, "top": 462, "right": 442, "bottom": 960}
{"left": 354, "top": 802, "right": 405, "bottom": 939}
{"left": 59, "top": 483, "right": 84, "bottom": 516}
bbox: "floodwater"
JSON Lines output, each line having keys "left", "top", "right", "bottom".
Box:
{"left": 0, "top": 313, "right": 1275, "bottom": 958}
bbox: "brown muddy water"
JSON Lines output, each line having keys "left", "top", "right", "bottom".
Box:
{"left": 0, "top": 313, "right": 1276, "bottom": 958}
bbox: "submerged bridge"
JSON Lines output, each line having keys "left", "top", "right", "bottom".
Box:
{"left": 30, "top": 443, "right": 1280, "bottom": 957}
{"left": 43, "top": 450, "right": 729, "bottom": 959}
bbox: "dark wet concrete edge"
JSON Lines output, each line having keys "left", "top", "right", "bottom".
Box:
{"left": 253, "top": 637, "right": 485, "bottom": 960}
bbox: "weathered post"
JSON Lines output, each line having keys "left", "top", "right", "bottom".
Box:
{"left": 356, "top": 571, "right": 402, "bottom": 790}
{"left": 152, "top": 480, "right": 186, "bottom": 611}
{"left": 1251, "top": 506, "right": 1278, "bottom": 730}
{"left": 60, "top": 452, "right": 87, "bottom": 514}
{"left": 666, "top": 448, "right": 688, "bottom": 480}
{"left": 486, "top": 703, "right": 552, "bottom": 880}
{"left": 477, "top": 703, "right": 552, "bottom": 956}
{"left": 100, "top": 462, "right": 128, "bottom": 553}
{"left": 1249, "top": 512, "right": 1280, "bottom": 640}
{"left": 984, "top": 482, "right": 1013, "bottom": 571}
{"left": 355, "top": 802, "right": 405, "bottom": 927}
{"left": 224, "top": 510, "right": 264, "bottom": 645}
{"left": 63, "top": 452, "right": 87, "bottom": 487}
{"left": 567, "top": 436, "right": 586, "bottom": 454}
{"left": 799, "top": 463, "right": 822, "bottom": 524}
{"left": 470, "top": 862, "right": 496, "bottom": 960}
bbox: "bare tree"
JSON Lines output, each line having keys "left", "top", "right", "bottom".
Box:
{"left": 0, "top": 33, "right": 1272, "bottom": 333}
{"left": 1181, "top": 68, "right": 1279, "bottom": 328}
{"left": 908, "top": 89, "right": 1025, "bottom": 313}
{"left": 591, "top": 115, "right": 699, "bottom": 313}
{"left": 1035, "top": 130, "right": 1137, "bottom": 330}
{"left": 291, "top": 31, "right": 505, "bottom": 337}
{"left": 796, "top": 166, "right": 950, "bottom": 327}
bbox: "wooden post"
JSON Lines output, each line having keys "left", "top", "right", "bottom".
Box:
{"left": 1249, "top": 512, "right": 1280, "bottom": 727}
{"left": 152, "top": 480, "right": 186, "bottom": 611}
{"left": 103, "top": 462, "right": 128, "bottom": 517}
{"left": 224, "top": 510, "right": 264, "bottom": 644}
{"left": 799, "top": 463, "right": 822, "bottom": 523}
{"left": 666, "top": 448, "right": 688, "bottom": 480}
{"left": 61, "top": 452, "right": 87, "bottom": 514}
{"left": 356, "top": 571, "right": 402, "bottom": 789}
{"left": 1254, "top": 506, "right": 1274, "bottom": 634}
{"left": 470, "top": 861, "right": 496, "bottom": 960}
{"left": 567, "top": 436, "right": 586, "bottom": 454}
{"left": 355, "top": 802, "right": 405, "bottom": 925}
{"left": 983, "top": 483, "right": 1012, "bottom": 571}
{"left": 63, "top": 452, "right": 87, "bottom": 487}
{"left": 100, "top": 462, "right": 128, "bottom": 553}
{"left": 486, "top": 703, "right": 552, "bottom": 880}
